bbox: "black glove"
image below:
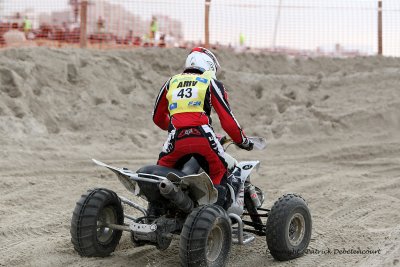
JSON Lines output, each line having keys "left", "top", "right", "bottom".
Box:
{"left": 219, "top": 135, "right": 228, "bottom": 145}
{"left": 237, "top": 138, "right": 254, "bottom": 151}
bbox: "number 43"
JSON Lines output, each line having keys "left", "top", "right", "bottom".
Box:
{"left": 177, "top": 88, "right": 193, "bottom": 98}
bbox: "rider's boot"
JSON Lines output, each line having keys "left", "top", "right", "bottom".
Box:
{"left": 215, "top": 185, "right": 227, "bottom": 208}
{"left": 229, "top": 175, "right": 241, "bottom": 197}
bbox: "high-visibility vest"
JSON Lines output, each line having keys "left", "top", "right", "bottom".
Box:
{"left": 166, "top": 71, "right": 213, "bottom": 116}
{"left": 24, "top": 19, "right": 32, "bottom": 31}
{"left": 240, "top": 33, "right": 245, "bottom": 45}
{"left": 151, "top": 21, "right": 158, "bottom": 32}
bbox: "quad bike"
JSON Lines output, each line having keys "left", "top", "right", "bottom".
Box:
{"left": 70, "top": 136, "right": 312, "bottom": 266}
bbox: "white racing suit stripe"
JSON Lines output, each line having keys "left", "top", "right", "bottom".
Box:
{"left": 201, "top": 125, "right": 225, "bottom": 158}
{"left": 162, "top": 128, "right": 176, "bottom": 153}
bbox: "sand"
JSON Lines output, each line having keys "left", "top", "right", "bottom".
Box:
{"left": 0, "top": 47, "right": 399, "bottom": 267}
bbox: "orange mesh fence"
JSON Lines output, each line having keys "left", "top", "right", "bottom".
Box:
{"left": 0, "top": 0, "right": 399, "bottom": 56}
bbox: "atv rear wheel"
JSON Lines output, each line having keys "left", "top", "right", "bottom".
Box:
{"left": 180, "top": 204, "right": 232, "bottom": 267}
{"left": 266, "top": 194, "right": 312, "bottom": 261}
{"left": 70, "top": 188, "right": 124, "bottom": 257}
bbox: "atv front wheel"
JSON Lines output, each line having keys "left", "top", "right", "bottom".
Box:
{"left": 180, "top": 204, "right": 232, "bottom": 267}
{"left": 70, "top": 188, "right": 124, "bottom": 257}
{"left": 266, "top": 193, "right": 312, "bottom": 261}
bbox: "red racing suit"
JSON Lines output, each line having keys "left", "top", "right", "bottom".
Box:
{"left": 152, "top": 69, "right": 247, "bottom": 185}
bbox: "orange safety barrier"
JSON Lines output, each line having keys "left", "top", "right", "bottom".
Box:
{"left": 0, "top": 0, "right": 399, "bottom": 56}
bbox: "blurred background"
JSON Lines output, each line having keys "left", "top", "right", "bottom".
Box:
{"left": 0, "top": 0, "right": 399, "bottom": 56}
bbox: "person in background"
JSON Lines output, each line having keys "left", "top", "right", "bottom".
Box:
{"left": 239, "top": 32, "right": 246, "bottom": 52}
{"left": 240, "top": 33, "right": 245, "bottom": 46}
{"left": 149, "top": 16, "right": 158, "bottom": 46}
{"left": 152, "top": 47, "right": 254, "bottom": 207}
{"left": 70, "top": 0, "right": 80, "bottom": 23}
{"left": 62, "top": 22, "right": 70, "bottom": 43}
{"left": 159, "top": 33, "right": 166, "bottom": 47}
{"left": 3, "top": 22, "right": 27, "bottom": 47}
{"left": 23, "top": 16, "right": 32, "bottom": 37}
{"left": 97, "top": 16, "right": 105, "bottom": 33}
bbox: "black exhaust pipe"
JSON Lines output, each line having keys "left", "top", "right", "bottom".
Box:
{"left": 159, "top": 180, "right": 194, "bottom": 213}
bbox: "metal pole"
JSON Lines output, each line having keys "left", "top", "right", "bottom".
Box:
{"left": 119, "top": 196, "right": 148, "bottom": 216}
{"left": 0, "top": 0, "right": 4, "bottom": 18}
{"left": 205, "top": 0, "right": 211, "bottom": 48}
{"left": 272, "top": 0, "right": 283, "bottom": 50}
{"left": 100, "top": 222, "right": 130, "bottom": 231}
{"left": 377, "top": 0, "right": 383, "bottom": 55}
{"left": 80, "top": 0, "right": 88, "bottom": 48}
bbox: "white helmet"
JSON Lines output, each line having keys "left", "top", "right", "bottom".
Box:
{"left": 184, "top": 47, "right": 221, "bottom": 78}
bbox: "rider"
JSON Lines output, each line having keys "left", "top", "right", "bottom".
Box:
{"left": 152, "top": 47, "right": 253, "bottom": 206}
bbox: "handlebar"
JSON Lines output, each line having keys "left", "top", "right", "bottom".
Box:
{"left": 219, "top": 136, "right": 267, "bottom": 150}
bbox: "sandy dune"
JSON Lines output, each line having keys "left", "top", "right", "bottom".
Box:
{"left": 0, "top": 47, "right": 399, "bottom": 267}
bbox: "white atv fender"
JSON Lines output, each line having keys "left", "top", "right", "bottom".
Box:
{"left": 226, "top": 161, "right": 260, "bottom": 215}
{"left": 236, "top": 161, "right": 260, "bottom": 183}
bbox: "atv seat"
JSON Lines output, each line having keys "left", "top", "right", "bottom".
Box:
{"left": 136, "top": 157, "right": 201, "bottom": 178}
{"left": 136, "top": 165, "right": 186, "bottom": 178}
